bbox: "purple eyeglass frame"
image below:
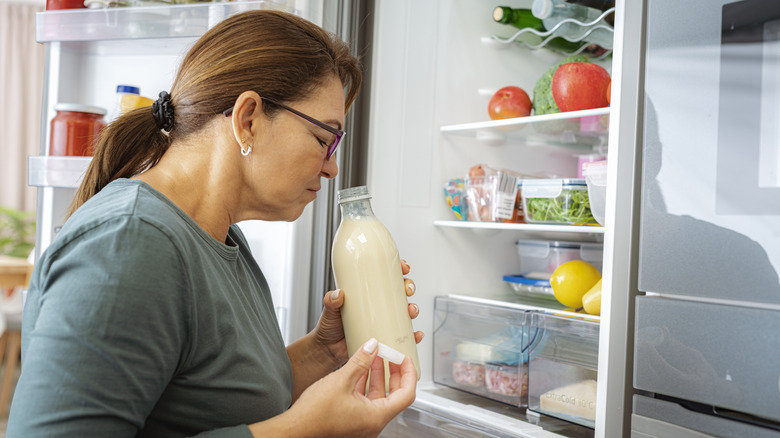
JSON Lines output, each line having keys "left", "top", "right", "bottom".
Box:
{"left": 223, "top": 97, "right": 344, "bottom": 160}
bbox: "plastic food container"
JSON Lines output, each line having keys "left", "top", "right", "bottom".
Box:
{"left": 521, "top": 178, "right": 597, "bottom": 225}
{"left": 576, "top": 153, "right": 607, "bottom": 179}
{"left": 583, "top": 161, "right": 608, "bottom": 226}
{"left": 49, "top": 103, "right": 107, "bottom": 157}
{"left": 452, "top": 361, "right": 485, "bottom": 387}
{"left": 485, "top": 362, "right": 528, "bottom": 398}
{"left": 503, "top": 275, "right": 554, "bottom": 298}
{"left": 515, "top": 239, "right": 604, "bottom": 277}
{"left": 527, "top": 312, "right": 600, "bottom": 428}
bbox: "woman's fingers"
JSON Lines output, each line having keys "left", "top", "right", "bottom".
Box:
{"left": 407, "top": 303, "right": 419, "bottom": 319}
{"left": 366, "top": 355, "right": 387, "bottom": 399}
{"left": 400, "top": 259, "right": 410, "bottom": 275}
{"left": 404, "top": 278, "right": 416, "bottom": 297}
{"left": 414, "top": 331, "right": 424, "bottom": 344}
{"left": 324, "top": 288, "right": 343, "bottom": 309}
{"left": 383, "top": 357, "right": 417, "bottom": 408}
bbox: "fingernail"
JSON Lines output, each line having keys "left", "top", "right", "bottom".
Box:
{"left": 412, "top": 304, "right": 419, "bottom": 314}
{"left": 408, "top": 282, "right": 416, "bottom": 294}
{"left": 330, "top": 289, "right": 341, "bottom": 301}
{"left": 363, "top": 337, "right": 378, "bottom": 353}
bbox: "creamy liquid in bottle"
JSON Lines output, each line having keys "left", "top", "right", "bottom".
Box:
{"left": 331, "top": 186, "right": 421, "bottom": 379}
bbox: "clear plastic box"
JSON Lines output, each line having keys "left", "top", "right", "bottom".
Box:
{"left": 433, "top": 296, "right": 535, "bottom": 407}
{"left": 527, "top": 312, "right": 600, "bottom": 428}
{"left": 521, "top": 178, "right": 597, "bottom": 225}
{"left": 583, "top": 161, "right": 608, "bottom": 226}
{"left": 464, "top": 175, "right": 522, "bottom": 223}
{"left": 515, "top": 239, "right": 604, "bottom": 278}
{"left": 503, "top": 275, "right": 554, "bottom": 299}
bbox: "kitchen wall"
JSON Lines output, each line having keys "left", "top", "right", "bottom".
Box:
{"left": 0, "top": 0, "right": 45, "bottom": 213}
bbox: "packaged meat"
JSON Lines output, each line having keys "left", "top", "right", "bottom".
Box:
{"left": 485, "top": 362, "right": 528, "bottom": 398}
{"left": 452, "top": 360, "right": 485, "bottom": 387}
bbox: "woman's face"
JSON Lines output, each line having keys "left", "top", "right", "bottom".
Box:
{"left": 244, "top": 76, "right": 345, "bottom": 221}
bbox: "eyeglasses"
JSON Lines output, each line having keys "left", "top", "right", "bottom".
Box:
{"left": 223, "top": 97, "right": 345, "bottom": 160}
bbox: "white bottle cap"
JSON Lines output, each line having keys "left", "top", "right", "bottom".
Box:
{"left": 532, "top": 0, "right": 553, "bottom": 19}
{"left": 377, "top": 342, "right": 405, "bottom": 365}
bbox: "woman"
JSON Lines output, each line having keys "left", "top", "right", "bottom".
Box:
{"left": 8, "top": 9, "right": 420, "bottom": 438}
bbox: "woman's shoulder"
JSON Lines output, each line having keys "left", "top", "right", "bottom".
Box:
{"left": 47, "top": 180, "right": 187, "bottom": 258}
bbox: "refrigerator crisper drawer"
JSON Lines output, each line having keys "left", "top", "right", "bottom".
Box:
{"left": 527, "top": 312, "right": 600, "bottom": 428}
{"left": 632, "top": 395, "right": 780, "bottom": 438}
{"left": 433, "top": 296, "right": 532, "bottom": 408}
{"left": 635, "top": 296, "right": 780, "bottom": 425}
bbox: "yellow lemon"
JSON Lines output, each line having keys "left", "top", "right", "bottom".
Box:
{"left": 550, "top": 260, "right": 601, "bottom": 308}
{"left": 582, "top": 278, "right": 603, "bottom": 316}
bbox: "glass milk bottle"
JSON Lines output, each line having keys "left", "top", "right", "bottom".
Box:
{"left": 331, "top": 186, "right": 421, "bottom": 379}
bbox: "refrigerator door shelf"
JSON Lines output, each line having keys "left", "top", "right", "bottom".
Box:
{"left": 28, "top": 156, "right": 91, "bottom": 189}
{"left": 35, "top": 0, "right": 292, "bottom": 43}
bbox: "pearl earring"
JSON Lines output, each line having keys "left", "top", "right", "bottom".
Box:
{"left": 240, "top": 138, "right": 252, "bottom": 156}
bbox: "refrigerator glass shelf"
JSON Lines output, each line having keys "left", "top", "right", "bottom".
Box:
{"left": 36, "top": 0, "right": 285, "bottom": 43}
{"left": 433, "top": 220, "right": 604, "bottom": 243}
{"left": 440, "top": 108, "right": 609, "bottom": 149}
{"left": 28, "top": 156, "right": 91, "bottom": 188}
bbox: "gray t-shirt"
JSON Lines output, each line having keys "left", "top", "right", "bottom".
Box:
{"left": 8, "top": 179, "right": 293, "bottom": 437}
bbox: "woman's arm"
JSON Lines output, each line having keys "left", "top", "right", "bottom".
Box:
{"left": 286, "top": 300, "right": 345, "bottom": 401}
{"left": 9, "top": 220, "right": 189, "bottom": 437}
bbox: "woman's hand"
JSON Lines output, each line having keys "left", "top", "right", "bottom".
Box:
{"left": 260, "top": 338, "right": 417, "bottom": 438}
{"left": 314, "top": 259, "right": 423, "bottom": 368}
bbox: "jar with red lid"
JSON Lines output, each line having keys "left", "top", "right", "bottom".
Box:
{"left": 49, "top": 103, "right": 107, "bottom": 157}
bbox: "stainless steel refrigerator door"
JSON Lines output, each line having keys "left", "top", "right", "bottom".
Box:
{"left": 632, "top": 395, "right": 780, "bottom": 438}
{"left": 634, "top": 296, "right": 780, "bottom": 425}
{"left": 637, "top": 0, "right": 780, "bottom": 305}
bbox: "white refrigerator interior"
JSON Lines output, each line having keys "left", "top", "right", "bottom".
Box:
{"left": 367, "top": 1, "right": 635, "bottom": 437}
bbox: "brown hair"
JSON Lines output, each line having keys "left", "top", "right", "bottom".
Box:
{"left": 69, "top": 9, "right": 362, "bottom": 215}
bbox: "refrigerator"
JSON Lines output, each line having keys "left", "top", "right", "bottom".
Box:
{"left": 632, "top": 0, "right": 780, "bottom": 436}
{"left": 29, "top": 0, "right": 652, "bottom": 437}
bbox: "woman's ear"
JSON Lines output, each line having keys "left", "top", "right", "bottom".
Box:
{"left": 229, "top": 90, "right": 263, "bottom": 148}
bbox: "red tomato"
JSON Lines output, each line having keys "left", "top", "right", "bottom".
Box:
{"left": 488, "top": 86, "right": 532, "bottom": 120}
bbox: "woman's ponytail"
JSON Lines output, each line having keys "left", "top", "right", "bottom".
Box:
{"left": 67, "top": 104, "right": 171, "bottom": 217}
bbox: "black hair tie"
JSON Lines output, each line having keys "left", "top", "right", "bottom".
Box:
{"left": 152, "top": 91, "right": 175, "bottom": 131}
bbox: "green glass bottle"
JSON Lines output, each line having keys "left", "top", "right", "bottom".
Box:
{"left": 492, "top": 6, "right": 604, "bottom": 55}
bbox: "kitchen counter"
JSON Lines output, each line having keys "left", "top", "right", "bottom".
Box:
{"left": 0, "top": 256, "right": 32, "bottom": 289}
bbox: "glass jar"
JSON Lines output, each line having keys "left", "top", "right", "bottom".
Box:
{"left": 49, "top": 103, "right": 107, "bottom": 157}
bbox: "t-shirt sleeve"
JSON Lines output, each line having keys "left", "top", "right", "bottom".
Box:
{"left": 9, "top": 217, "right": 192, "bottom": 436}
